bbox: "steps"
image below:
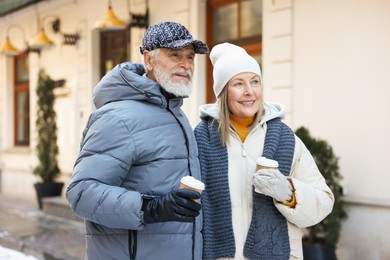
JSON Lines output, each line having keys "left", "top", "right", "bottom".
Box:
{"left": 0, "top": 194, "right": 85, "bottom": 260}
{"left": 42, "top": 196, "right": 83, "bottom": 222}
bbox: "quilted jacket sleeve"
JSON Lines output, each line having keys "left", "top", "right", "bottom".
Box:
{"left": 275, "top": 136, "right": 335, "bottom": 228}
{"left": 66, "top": 111, "right": 144, "bottom": 230}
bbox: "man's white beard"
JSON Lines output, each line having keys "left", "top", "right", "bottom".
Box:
{"left": 154, "top": 63, "right": 193, "bottom": 97}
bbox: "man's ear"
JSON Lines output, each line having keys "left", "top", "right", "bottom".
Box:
{"left": 143, "top": 51, "right": 154, "bottom": 71}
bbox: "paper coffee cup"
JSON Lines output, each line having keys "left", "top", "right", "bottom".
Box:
{"left": 256, "top": 157, "right": 279, "bottom": 170}
{"left": 180, "top": 176, "right": 205, "bottom": 201}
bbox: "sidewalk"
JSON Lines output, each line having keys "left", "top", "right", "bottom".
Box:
{"left": 0, "top": 194, "right": 85, "bottom": 260}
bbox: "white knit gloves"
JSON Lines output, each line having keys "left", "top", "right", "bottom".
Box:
{"left": 253, "top": 168, "right": 293, "bottom": 202}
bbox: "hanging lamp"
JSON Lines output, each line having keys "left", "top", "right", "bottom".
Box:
{"left": 29, "top": 27, "right": 55, "bottom": 50}
{"left": 0, "top": 25, "right": 28, "bottom": 56}
{"left": 0, "top": 36, "right": 21, "bottom": 56}
{"left": 95, "top": 0, "right": 127, "bottom": 30}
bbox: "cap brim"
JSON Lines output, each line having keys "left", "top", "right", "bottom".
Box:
{"left": 160, "top": 39, "right": 209, "bottom": 54}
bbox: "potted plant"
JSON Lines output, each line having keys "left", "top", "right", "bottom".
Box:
{"left": 33, "top": 69, "right": 64, "bottom": 209}
{"left": 295, "top": 126, "right": 348, "bottom": 260}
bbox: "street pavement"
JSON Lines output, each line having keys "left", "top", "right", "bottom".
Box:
{"left": 0, "top": 194, "right": 85, "bottom": 260}
{"left": 0, "top": 245, "right": 39, "bottom": 259}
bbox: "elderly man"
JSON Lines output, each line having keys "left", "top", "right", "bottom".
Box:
{"left": 66, "top": 21, "right": 208, "bottom": 260}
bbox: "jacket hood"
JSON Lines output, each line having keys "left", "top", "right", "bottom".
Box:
{"left": 199, "top": 101, "right": 285, "bottom": 124}
{"left": 93, "top": 62, "right": 165, "bottom": 109}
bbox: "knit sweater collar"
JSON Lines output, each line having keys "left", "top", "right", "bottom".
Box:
{"left": 230, "top": 115, "right": 255, "bottom": 142}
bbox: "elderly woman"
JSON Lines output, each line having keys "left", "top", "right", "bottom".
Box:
{"left": 194, "top": 42, "right": 334, "bottom": 260}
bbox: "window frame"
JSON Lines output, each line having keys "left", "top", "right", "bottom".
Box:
{"left": 99, "top": 29, "right": 129, "bottom": 78}
{"left": 13, "top": 52, "right": 30, "bottom": 146}
{"left": 206, "top": 0, "right": 262, "bottom": 103}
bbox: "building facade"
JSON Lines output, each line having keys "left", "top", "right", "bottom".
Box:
{"left": 1, "top": 0, "right": 389, "bottom": 259}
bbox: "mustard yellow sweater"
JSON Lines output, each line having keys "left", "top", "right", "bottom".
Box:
{"left": 230, "top": 115, "right": 255, "bottom": 143}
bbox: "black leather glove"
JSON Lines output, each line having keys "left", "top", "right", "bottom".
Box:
{"left": 142, "top": 189, "right": 201, "bottom": 223}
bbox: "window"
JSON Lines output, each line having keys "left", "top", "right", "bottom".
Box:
{"left": 206, "top": 0, "right": 262, "bottom": 102}
{"left": 100, "top": 29, "right": 129, "bottom": 78}
{"left": 14, "top": 52, "right": 30, "bottom": 146}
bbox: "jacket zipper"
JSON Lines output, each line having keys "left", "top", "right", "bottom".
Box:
{"left": 166, "top": 98, "right": 195, "bottom": 259}
{"left": 230, "top": 128, "right": 248, "bottom": 158}
{"left": 129, "top": 230, "right": 137, "bottom": 260}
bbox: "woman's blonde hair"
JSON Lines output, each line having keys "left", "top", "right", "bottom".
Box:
{"left": 217, "top": 83, "right": 263, "bottom": 146}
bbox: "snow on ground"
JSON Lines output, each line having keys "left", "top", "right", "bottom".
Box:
{"left": 0, "top": 246, "right": 38, "bottom": 260}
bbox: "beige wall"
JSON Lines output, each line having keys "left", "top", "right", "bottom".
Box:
{"left": 0, "top": 0, "right": 208, "bottom": 197}
{"left": 293, "top": 0, "right": 390, "bottom": 201}
{"left": 263, "top": 0, "right": 390, "bottom": 258}
{"left": 1, "top": 0, "right": 390, "bottom": 258}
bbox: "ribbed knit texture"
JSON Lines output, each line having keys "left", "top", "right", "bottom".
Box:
{"left": 194, "top": 117, "right": 295, "bottom": 260}
{"left": 195, "top": 119, "right": 234, "bottom": 259}
{"left": 243, "top": 118, "right": 295, "bottom": 260}
{"left": 230, "top": 115, "right": 255, "bottom": 143}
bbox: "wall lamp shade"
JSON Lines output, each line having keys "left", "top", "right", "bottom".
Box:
{"left": 29, "top": 28, "right": 55, "bottom": 49}
{"left": 0, "top": 36, "right": 22, "bottom": 56}
{"left": 95, "top": 6, "right": 126, "bottom": 30}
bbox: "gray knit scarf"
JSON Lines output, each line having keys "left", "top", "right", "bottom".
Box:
{"left": 194, "top": 117, "right": 295, "bottom": 260}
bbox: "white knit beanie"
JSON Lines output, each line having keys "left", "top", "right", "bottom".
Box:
{"left": 210, "top": 42, "right": 261, "bottom": 98}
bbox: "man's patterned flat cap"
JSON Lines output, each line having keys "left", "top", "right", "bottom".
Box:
{"left": 140, "top": 21, "right": 209, "bottom": 54}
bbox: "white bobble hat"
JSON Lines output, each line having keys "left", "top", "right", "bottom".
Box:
{"left": 210, "top": 42, "right": 261, "bottom": 98}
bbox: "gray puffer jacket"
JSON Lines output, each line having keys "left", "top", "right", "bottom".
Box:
{"left": 66, "top": 62, "right": 202, "bottom": 260}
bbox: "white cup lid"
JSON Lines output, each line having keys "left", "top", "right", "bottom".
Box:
{"left": 181, "top": 176, "right": 205, "bottom": 191}
{"left": 256, "top": 157, "right": 279, "bottom": 168}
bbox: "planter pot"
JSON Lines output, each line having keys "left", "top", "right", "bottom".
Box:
{"left": 303, "top": 243, "right": 337, "bottom": 260}
{"left": 34, "top": 182, "right": 64, "bottom": 210}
